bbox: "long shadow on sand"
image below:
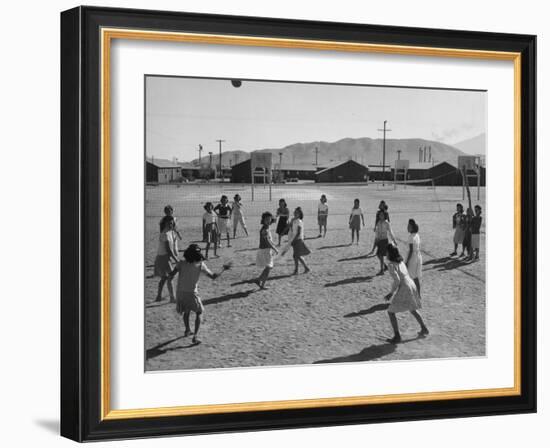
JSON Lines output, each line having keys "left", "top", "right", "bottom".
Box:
{"left": 344, "top": 302, "right": 389, "bottom": 317}
{"left": 234, "top": 247, "right": 257, "bottom": 253}
{"left": 423, "top": 256, "right": 453, "bottom": 266}
{"left": 424, "top": 256, "right": 474, "bottom": 270}
{"left": 338, "top": 254, "right": 374, "bottom": 262}
{"left": 314, "top": 343, "right": 396, "bottom": 363}
{"left": 231, "top": 274, "right": 294, "bottom": 287}
{"left": 324, "top": 276, "right": 373, "bottom": 287}
{"left": 314, "top": 334, "right": 425, "bottom": 364}
{"left": 146, "top": 336, "right": 197, "bottom": 360}
{"left": 202, "top": 289, "right": 256, "bottom": 306}
{"left": 145, "top": 300, "right": 173, "bottom": 309}
{"left": 423, "top": 256, "right": 483, "bottom": 282}
{"left": 317, "top": 243, "right": 352, "bottom": 250}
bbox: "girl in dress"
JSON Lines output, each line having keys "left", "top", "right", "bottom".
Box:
{"left": 373, "top": 200, "right": 390, "bottom": 229}
{"left": 348, "top": 198, "right": 365, "bottom": 245}
{"left": 317, "top": 194, "right": 328, "bottom": 238}
{"left": 275, "top": 198, "right": 290, "bottom": 246}
{"left": 162, "top": 205, "right": 183, "bottom": 242}
{"left": 214, "top": 195, "right": 232, "bottom": 248}
{"left": 470, "top": 205, "right": 483, "bottom": 261}
{"left": 368, "top": 202, "right": 390, "bottom": 254}
{"left": 384, "top": 244, "right": 429, "bottom": 343}
{"left": 372, "top": 210, "right": 396, "bottom": 275}
{"left": 462, "top": 207, "right": 474, "bottom": 259}
{"left": 405, "top": 219, "right": 423, "bottom": 296}
{"left": 284, "top": 207, "right": 311, "bottom": 275}
{"left": 154, "top": 215, "right": 179, "bottom": 303}
{"left": 169, "top": 244, "right": 224, "bottom": 345}
{"left": 202, "top": 202, "right": 218, "bottom": 259}
{"left": 450, "top": 203, "right": 466, "bottom": 256}
{"left": 232, "top": 194, "right": 249, "bottom": 238}
{"left": 254, "top": 212, "right": 279, "bottom": 290}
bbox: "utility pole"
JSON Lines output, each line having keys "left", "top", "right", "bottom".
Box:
{"left": 419, "top": 147, "right": 422, "bottom": 162}
{"left": 314, "top": 146, "right": 319, "bottom": 166}
{"left": 429, "top": 146, "right": 432, "bottom": 162}
{"left": 197, "top": 144, "right": 203, "bottom": 165}
{"left": 377, "top": 120, "right": 392, "bottom": 186}
{"left": 216, "top": 139, "right": 225, "bottom": 182}
{"left": 208, "top": 151, "right": 213, "bottom": 170}
{"left": 397, "top": 149, "right": 402, "bottom": 160}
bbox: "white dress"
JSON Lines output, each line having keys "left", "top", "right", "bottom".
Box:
{"left": 407, "top": 233, "right": 422, "bottom": 280}
{"left": 388, "top": 262, "right": 421, "bottom": 313}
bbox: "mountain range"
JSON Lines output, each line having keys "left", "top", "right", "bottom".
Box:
{"left": 186, "top": 137, "right": 468, "bottom": 168}
{"left": 452, "top": 133, "right": 486, "bottom": 155}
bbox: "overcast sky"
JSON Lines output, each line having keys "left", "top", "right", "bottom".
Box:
{"left": 145, "top": 76, "right": 486, "bottom": 162}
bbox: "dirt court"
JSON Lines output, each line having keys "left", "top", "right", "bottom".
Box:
{"left": 145, "top": 183, "right": 486, "bottom": 371}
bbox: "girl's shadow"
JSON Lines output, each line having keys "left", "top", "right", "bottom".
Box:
{"left": 324, "top": 276, "right": 373, "bottom": 287}
{"left": 146, "top": 336, "right": 197, "bottom": 360}
{"left": 314, "top": 343, "right": 396, "bottom": 363}
{"left": 344, "top": 302, "right": 389, "bottom": 317}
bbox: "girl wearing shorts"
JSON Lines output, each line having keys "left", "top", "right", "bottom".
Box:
{"left": 202, "top": 202, "right": 218, "bottom": 259}
{"left": 214, "top": 195, "right": 232, "bottom": 248}
{"left": 232, "top": 194, "right": 249, "bottom": 238}
{"left": 317, "top": 194, "right": 328, "bottom": 238}
{"left": 349, "top": 198, "right": 365, "bottom": 245}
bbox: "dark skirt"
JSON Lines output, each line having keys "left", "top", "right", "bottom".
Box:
{"left": 204, "top": 223, "right": 218, "bottom": 244}
{"left": 292, "top": 238, "right": 311, "bottom": 258}
{"left": 154, "top": 254, "right": 174, "bottom": 277}
{"left": 376, "top": 238, "right": 389, "bottom": 257}
{"left": 349, "top": 215, "right": 361, "bottom": 231}
{"left": 176, "top": 291, "right": 204, "bottom": 314}
{"left": 276, "top": 216, "right": 289, "bottom": 235}
{"left": 463, "top": 230, "right": 472, "bottom": 249}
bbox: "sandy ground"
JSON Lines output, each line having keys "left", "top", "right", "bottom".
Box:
{"left": 145, "top": 184, "right": 485, "bottom": 371}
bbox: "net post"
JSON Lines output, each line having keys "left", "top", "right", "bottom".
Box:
{"left": 251, "top": 165, "right": 254, "bottom": 202}
{"left": 269, "top": 167, "right": 272, "bottom": 202}
{"left": 476, "top": 159, "right": 481, "bottom": 201}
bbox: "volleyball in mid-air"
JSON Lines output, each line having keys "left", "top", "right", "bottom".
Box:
{"left": 231, "top": 79, "right": 242, "bottom": 88}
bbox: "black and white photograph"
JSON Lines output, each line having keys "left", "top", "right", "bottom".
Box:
{"left": 144, "top": 76, "right": 487, "bottom": 371}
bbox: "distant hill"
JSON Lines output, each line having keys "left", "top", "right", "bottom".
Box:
{"left": 184, "top": 137, "right": 465, "bottom": 167}
{"left": 187, "top": 150, "right": 250, "bottom": 168}
{"left": 256, "top": 137, "right": 464, "bottom": 166}
{"left": 452, "top": 133, "right": 486, "bottom": 155}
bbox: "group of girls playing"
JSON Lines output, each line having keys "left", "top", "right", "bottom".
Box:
{"left": 202, "top": 194, "right": 249, "bottom": 259}
{"left": 451, "top": 202, "right": 483, "bottom": 261}
{"left": 254, "top": 206, "right": 312, "bottom": 289}
{"left": 153, "top": 196, "right": 431, "bottom": 345}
